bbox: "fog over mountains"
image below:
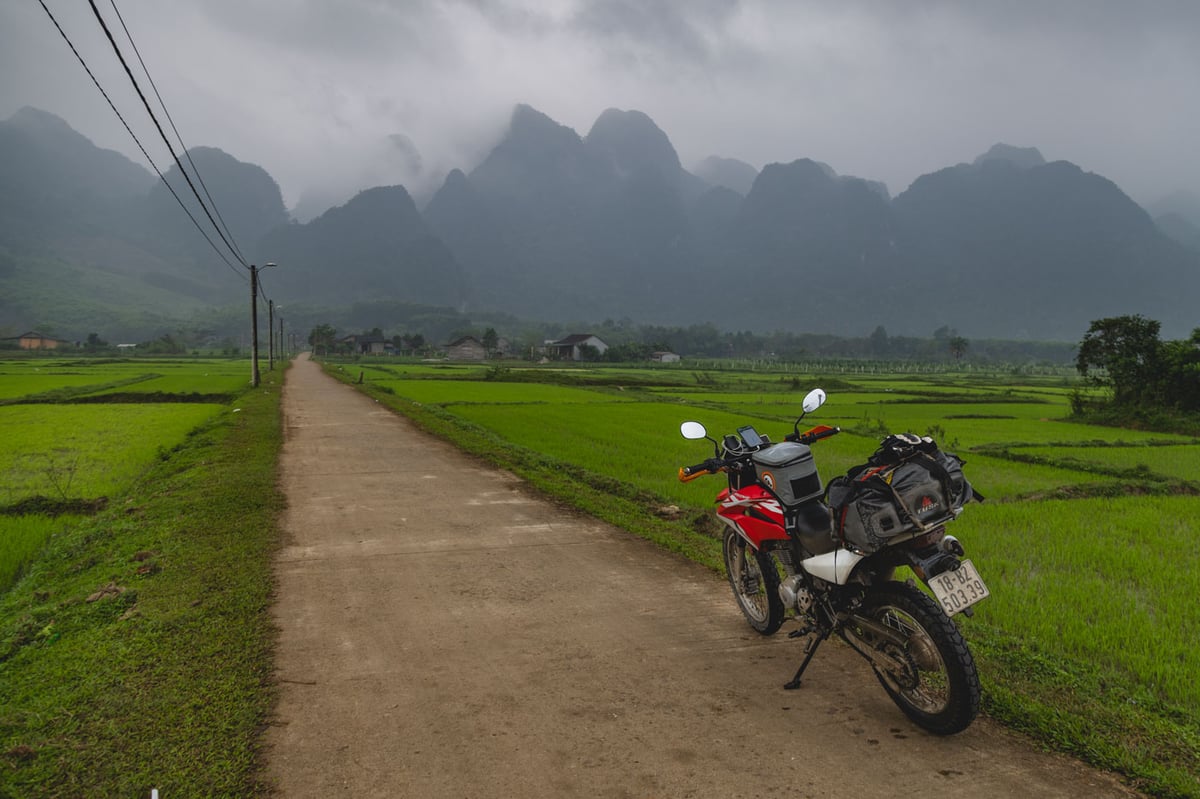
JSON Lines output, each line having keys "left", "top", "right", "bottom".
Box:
{"left": 2, "top": 104, "right": 1198, "bottom": 342}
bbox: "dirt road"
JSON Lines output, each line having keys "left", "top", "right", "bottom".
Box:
{"left": 263, "top": 355, "right": 1140, "bottom": 798}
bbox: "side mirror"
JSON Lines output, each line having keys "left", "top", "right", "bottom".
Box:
{"left": 680, "top": 421, "right": 708, "bottom": 440}
{"left": 802, "top": 388, "right": 827, "bottom": 414}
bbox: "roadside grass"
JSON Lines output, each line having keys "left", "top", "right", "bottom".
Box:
{"left": 0, "top": 516, "right": 83, "bottom": 593}
{"left": 954, "top": 498, "right": 1200, "bottom": 796}
{"left": 0, "top": 378, "right": 283, "bottom": 797}
{"left": 330, "top": 361, "right": 1200, "bottom": 798}
{"left": 960, "top": 497, "right": 1200, "bottom": 710}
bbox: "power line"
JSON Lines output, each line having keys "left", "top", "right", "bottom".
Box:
{"left": 85, "top": 0, "right": 249, "bottom": 270}
{"left": 36, "top": 0, "right": 246, "bottom": 281}
{"left": 105, "top": 0, "right": 247, "bottom": 267}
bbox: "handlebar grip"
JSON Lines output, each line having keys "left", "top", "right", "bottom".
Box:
{"left": 678, "top": 459, "right": 721, "bottom": 482}
{"left": 799, "top": 425, "right": 841, "bottom": 445}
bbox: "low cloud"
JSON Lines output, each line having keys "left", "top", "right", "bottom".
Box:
{"left": 2, "top": 0, "right": 1197, "bottom": 209}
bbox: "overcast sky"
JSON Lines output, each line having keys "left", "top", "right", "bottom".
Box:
{"left": 3, "top": 0, "right": 1199, "bottom": 212}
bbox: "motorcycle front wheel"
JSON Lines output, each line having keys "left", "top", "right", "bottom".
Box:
{"left": 722, "top": 529, "right": 784, "bottom": 635}
{"left": 852, "top": 582, "right": 980, "bottom": 735}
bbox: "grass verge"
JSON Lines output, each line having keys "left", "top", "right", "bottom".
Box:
{"left": 0, "top": 379, "right": 283, "bottom": 797}
{"left": 974, "top": 626, "right": 1200, "bottom": 798}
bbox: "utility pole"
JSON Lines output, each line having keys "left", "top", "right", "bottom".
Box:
{"left": 249, "top": 262, "right": 276, "bottom": 386}
{"left": 278, "top": 309, "right": 285, "bottom": 360}
{"left": 268, "top": 298, "right": 275, "bottom": 372}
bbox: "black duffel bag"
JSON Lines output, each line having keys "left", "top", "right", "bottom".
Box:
{"left": 826, "top": 434, "right": 981, "bottom": 553}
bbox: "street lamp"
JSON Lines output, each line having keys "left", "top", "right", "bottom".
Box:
{"left": 268, "top": 298, "right": 275, "bottom": 372}
{"left": 249, "top": 262, "right": 277, "bottom": 387}
{"left": 277, "top": 306, "right": 285, "bottom": 361}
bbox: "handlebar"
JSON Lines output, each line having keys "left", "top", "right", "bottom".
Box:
{"left": 786, "top": 425, "right": 840, "bottom": 445}
{"left": 678, "top": 427, "right": 840, "bottom": 482}
{"left": 678, "top": 458, "right": 725, "bottom": 482}
{"left": 803, "top": 425, "right": 840, "bottom": 444}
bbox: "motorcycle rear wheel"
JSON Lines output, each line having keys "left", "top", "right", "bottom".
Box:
{"left": 853, "top": 582, "right": 980, "bottom": 735}
{"left": 722, "top": 529, "right": 784, "bottom": 635}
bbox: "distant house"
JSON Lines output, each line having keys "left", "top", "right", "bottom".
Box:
{"left": 650, "top": 351, "right": 680, "bottom": 363}
{"left": 446, "top": 336, "right": 487, "bottom": 361}
{"left": 13, "top": 331, "right": 71, "bottom": 351}
{"left": 545, "top": 334, "right": 608, "bottom": 361}
{"left": 339, "top": 334, "right": 390, "bottom": 355}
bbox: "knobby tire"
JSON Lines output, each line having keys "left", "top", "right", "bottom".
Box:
{"left": 854, "top": 581, "right": 980, "bottom": 735}
{"left": 722, "top": 529, "right": 785, "bottom": 635}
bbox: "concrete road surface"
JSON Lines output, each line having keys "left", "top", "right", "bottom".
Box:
{"left": 262, "top": 354, "right": 1141, "bottom": 798}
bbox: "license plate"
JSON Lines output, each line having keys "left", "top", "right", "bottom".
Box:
{"left": 928, "top": 559, "right": 989, "bottom": 616}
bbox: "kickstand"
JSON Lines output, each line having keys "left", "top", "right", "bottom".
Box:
{"left": 784, "top": 627, "right": 831, "bottom": 690}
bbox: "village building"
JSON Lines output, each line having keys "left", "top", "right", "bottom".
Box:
{"left": 339, "top": 334, "right": 390, "bottom": 355}
{"left": 650, "top": 351, "right": 681, "bottom": 363}
{"left": 445, "top": 336, "right": 487, "bottom": 361}
{"left": 544, "top": 334, "right": 608, "bottom": 361}
{"left": 7, "top": 331, "right": 72, "bottom": 351}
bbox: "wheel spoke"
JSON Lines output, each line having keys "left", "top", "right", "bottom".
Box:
{"left": 722, "top": 531, "right": 783, "bottom": 634}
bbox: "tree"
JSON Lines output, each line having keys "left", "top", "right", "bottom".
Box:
{"left": 1076, "top": 315, "right": 1162, "bottom": 406}
{"left": 603, "top": 341, "right": 663, "bottom": 362}
{"left": 482, "top": 327, "right": 499, "bottom": 357}
{"left": 948, "top": 336, "right": 969, "bottom": 361}
{"left": 139, "top": 333, "right": 186, "bottom": 354}
{"left": 308, "top": 324, "right": 337, "bottom": 356}
{"left": 1157, "top": 328, "right": 1200, "bottom": 411}
{"left": 869, "top": 325, "right": 889, "bottom": 356}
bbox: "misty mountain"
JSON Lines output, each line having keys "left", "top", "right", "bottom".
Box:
{"left": 145, "top": 146, "right": 289, "bottom": 268}
{"left": 0, "top": 106, "right": 153, "bottom": 248}
{"left": 891, "top": 153, "right": 1198, "bottom": 338}
{"left": 1149, "top": 190, "right": 1200, "bottom": 251}
{"left": 425, "top": 105, "right": 698, "bottom": 321}
{"left": 1155, "top": 213, "right": 1200, "bottom": 252}
{"left": 693, "top": 156, "right": 758, "bottom": 196}
{"left": 973, "top": 143, "right": 1046, "bottom": 170}
{"left": 0, "top": 109, "right": 468, "bottom": 338}
{"left": 708, "top": 158, "right": 897, "bottom": 331}
{"left": 425, "top": 107, "right": 1197, "bottom": 338}
{"left": 260, "top": 185, "right": 464, "bottom": 308}
{"left": 3, "top": 106, "right": 1198, "bottom": 343}
{"left": 0, "top": 108, "right": 233, "bottom": 331}
{"left": 1148, "top": 189, "right": 1200, "bottom": 227}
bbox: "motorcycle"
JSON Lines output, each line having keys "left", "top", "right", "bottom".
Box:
{"left": 678, "top": 388, "right": 987, "bottom": 734}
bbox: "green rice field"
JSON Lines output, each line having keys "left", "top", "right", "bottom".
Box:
{"left": 0, "top": 358, "right": 249, "bottom": 593}
{"left": 1, "top": 404, "right": 224, "bottom": 501}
